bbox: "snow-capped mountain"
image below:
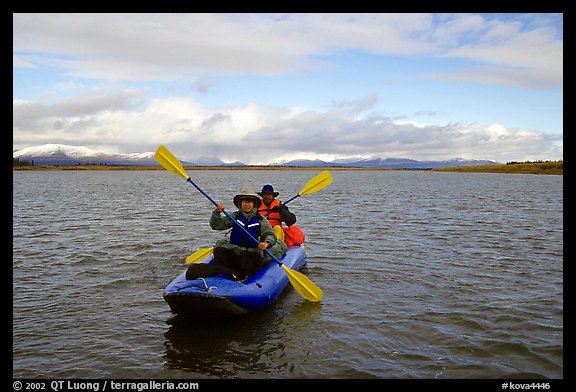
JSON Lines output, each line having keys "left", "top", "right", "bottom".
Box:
{"left": 14, "top": 144, "right": 106, "bottom": 158}
{"left": 12, "top": 144, "right": 243, "bottom": 166}
{"left": 13, "top": 144, "right": 157, "bottom": 166}
{"left": 13, "top": 144, "right": 499, "bottom": 168}
{"left": 280, "top": 156, "right": 498, "bottom": 168}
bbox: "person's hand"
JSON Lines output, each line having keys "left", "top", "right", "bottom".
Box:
{"left": 216, "top": 203, "right": 225, "bottom": 213}
{"left": 258, "top": 242, "right": 269, "bottom": 250}
{"left": 271, "top": 205, "right": 284, "bottom": 213}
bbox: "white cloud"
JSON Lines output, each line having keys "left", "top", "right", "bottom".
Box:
{"left": 12, "top": 90, "right": 562, "bottom": 163}
{"left": 425, "top": 65, "right": 561, "bottom": 89}
{"left": 13, "top": 13, "right": 562, "bottom": 88}
{"left": 442, "top": 24, "right": 562, "bottom": 87}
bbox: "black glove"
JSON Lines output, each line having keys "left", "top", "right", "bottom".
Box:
{"left": 271, "top": 205, "right": 285, "bottom": 213}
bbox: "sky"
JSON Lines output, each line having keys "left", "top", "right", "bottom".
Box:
{"left": 13, "top": 13, "right": 563, "bottom": 164}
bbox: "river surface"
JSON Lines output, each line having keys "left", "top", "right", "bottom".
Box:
{"left": 12, "top": 169, "right": 563, "bottom": 379}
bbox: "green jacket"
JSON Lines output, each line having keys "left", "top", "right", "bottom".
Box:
{"left": 210, "top": 208, "right": 278, "bottom": 250}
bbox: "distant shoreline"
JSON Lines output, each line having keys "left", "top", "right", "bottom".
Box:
{"left": 13, "top": 161, "right": 562, "bottom": 175}
{"left": 431, "top": 161, "right": 562, "bottom": 175}
{"left": 12, "top": 165, "right": 374, "bottom": 171}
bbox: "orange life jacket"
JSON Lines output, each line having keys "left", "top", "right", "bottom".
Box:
{"left": 258, "top": 198, "right": 282, "bottom": 227}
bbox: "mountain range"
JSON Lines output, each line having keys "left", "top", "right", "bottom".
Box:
{"left": 13, "top": 144, "right": 499, "bottom": 169}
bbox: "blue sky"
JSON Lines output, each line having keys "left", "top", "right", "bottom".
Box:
{"left": 13, "top": 13, "right": 563, "bottom": 164}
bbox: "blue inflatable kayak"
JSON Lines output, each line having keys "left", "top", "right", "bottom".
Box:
{"left": 163, "top": 245, "right": 308, "bottom": 315}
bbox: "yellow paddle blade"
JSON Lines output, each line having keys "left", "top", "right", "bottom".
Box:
{"left": 154, "top": 145, "right": 190, "bottom": 180}
{"left": 281, "top": 264, "right": 323, "bottom": 302}
{"left": 273, "top": 225, "right": 285, "bottom": 240}
{"left": 299, "top": 171, "right": 333, "bottom": 196}
{"left": 185, "top": 247, "right": 214, "bottom": 264}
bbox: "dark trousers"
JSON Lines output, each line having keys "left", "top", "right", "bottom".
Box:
{"left": 212, "top": 247, "right": 266, "bottom": 280}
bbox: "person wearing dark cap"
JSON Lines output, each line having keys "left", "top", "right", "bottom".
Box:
{"left": 207, "top": 189, "right": 287, "bottom": 280}
{"left": 257, "top": 184, "right": 297, "bottom": 228}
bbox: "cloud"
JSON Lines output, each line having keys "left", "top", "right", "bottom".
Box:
{"left": 250, "top": 110, "right": 562, "bottom": 163}
{"left": 13, "top": 90, "right": 562, "bottom": 163}
{"left": 331, "top": 93, "right": 380, "bottom": 115}
{"left": 436, "top": 22, "right": 563, "bottom": 88}
{"left": 13, "top": 13, "right": 562, "bottom": 88}
{"left": 425, "top": 65, "right": 562, "bottom": 90}
{"left": 13, "top": 86, "right": 146, "bottom": 132}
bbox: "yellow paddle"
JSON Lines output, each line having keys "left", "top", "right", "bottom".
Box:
{"left": 154, "top": 145, "right": 323, "bottom": 303}
{"left": 280, "top": 171, "right": 333, "bottom": 207}
{"left": 185, "top": 247, "right": 214, "bottom": 264}
{"left": 262, "top": 170, "right": 333, "bottom": 221}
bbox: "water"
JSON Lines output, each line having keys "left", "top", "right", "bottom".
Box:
{"left": 12, "top": 170, "right": 563, "bottom": 379}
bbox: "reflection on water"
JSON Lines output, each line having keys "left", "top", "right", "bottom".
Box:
{"left": 163, "top": 289, "right": 325, "bottom": 378}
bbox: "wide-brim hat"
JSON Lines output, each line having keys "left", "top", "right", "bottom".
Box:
{"left": 257, "top": 184, "right": 279, "bottom": 197}
{"left": 233, "top": 189, "right": 262, "bottom": 209}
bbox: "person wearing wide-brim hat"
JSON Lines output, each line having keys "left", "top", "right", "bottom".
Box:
{"left": 257, "top": 184, "right": 296, "bottom": 228}
{"left": 200, "top": 188, "right": 287, "bottom": 281}
{"left": 233, "top": 189, "right": 262, "bottom": 209}
{"left": 257, "top": 184, "right": 279, "bottom": 198}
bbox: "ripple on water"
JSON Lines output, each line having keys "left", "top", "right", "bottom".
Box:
{"left": 12, "top": 170, "right": 563, "bottom": 378}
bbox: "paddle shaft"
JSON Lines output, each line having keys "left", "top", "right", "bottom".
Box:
{"left": 262, "top": 170, "right": 332, "bottom": 217}
{"left": 263, "top": 194, "right": 300, "bottom": 218}
{"left": 282, "top": 193, "right": 300, "bottom": 205}
{"left": 185, "top": 177, "right": 283, "bottom": 266}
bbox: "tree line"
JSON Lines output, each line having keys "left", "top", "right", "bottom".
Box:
{"left": 506, "top": 160, "right": 562, "bottom": 165}
{"left": 13, "top": 158, "right": 34, "bottom": 166}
